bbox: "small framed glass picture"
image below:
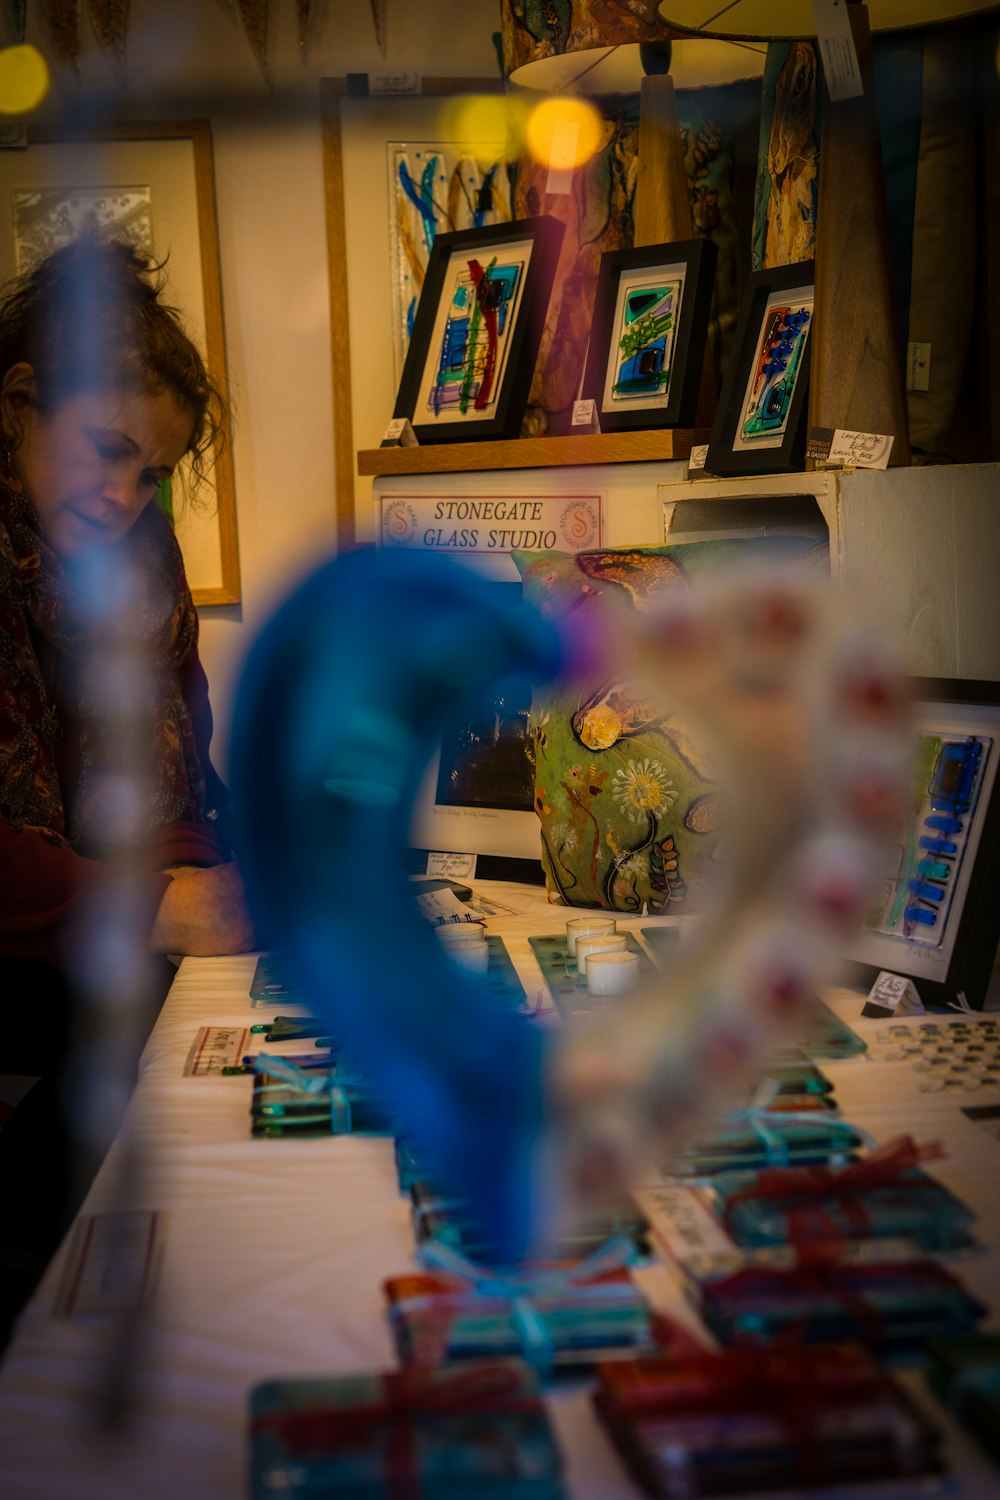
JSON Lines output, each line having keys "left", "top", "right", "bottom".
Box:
{"left": 583, "top": 238, "right": 717, "bottom": 432}
{"left": 705, "top": 261, "right": 814, "bottom": 476}
{"left": 392, "top": 215, "right": 564, "bottom": 445}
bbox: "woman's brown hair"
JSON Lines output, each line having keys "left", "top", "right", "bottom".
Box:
{"left": 0, "top": 234, "right": 227, "bottom": 488}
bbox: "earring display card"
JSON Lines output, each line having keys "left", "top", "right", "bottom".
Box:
{"left": 250, "top": 1360, "right": 567, "bottom": 1500}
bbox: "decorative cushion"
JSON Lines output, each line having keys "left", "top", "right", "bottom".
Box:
{"left": 512, "top": 538, "right": 828, "bottom": 913}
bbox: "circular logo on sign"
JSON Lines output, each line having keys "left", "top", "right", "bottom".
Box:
{"left": 381, "top": 500, "right": 418, "bottom": 544}
{"left": 560, "top": 500, "right": 599, "bottom": 550}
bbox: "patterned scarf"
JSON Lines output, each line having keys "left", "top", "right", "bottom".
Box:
{"left": 0, "top": 478, "right": 206, "bottom": 859}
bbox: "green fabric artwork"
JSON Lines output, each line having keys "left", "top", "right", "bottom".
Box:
{"left": 513, "top": 538, "right": 828, "bottom": 913}
{"left": 155, "top": 475, "right": 174, "bottom": 525}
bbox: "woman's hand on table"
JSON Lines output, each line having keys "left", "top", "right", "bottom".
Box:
{"left": 150, "top": 862, "right": 258, "bottom": 955}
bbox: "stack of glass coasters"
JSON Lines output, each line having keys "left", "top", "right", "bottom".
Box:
{"left": 384, "top": 1260, "right": 659, "bottom": 1378}
{"left": 594, "top": 1344, "right": 943, "bottom": 1496}
{"left": 695, "top": 1254, "right": 986, "bottom": 1354}
{"left": 707, "top": 1138, "right": 977, "bottom": 1253}
{"left": 924, "top": 1333, "right": 1000, "bottom": 1465}
{"left": 250, "top": 1361, "right": 567, "bottom": 1499}
{"left": 250, "top": 1063, "right": 394, "bottom": 1138}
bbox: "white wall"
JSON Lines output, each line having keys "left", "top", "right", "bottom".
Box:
{"left": 15, "top": 0, "right": 504, "bottom": 769}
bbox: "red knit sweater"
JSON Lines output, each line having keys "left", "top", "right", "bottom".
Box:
{"left": 0, "top": 640, "right": 228, "bottom": 974}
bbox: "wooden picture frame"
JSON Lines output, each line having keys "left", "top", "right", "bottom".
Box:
{"left": 392, "top": 215, "right": 564, "bottom": 446}
{"left": 705, "top": 261, "right": 814, "bottom": 478}
{"left": 0, "top": 119, "right": 239, "bottom": 605}
{"left": 320, "top": 77, "right": 508, "bottom": 548}
{"left": 584, "top": 238, "right": 717, "bottom": 432}
{"left": 844, "top": 678, "right": 1000, "bottom": 1010}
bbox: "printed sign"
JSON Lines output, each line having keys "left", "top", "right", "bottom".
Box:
{"left": 184, "top": 1026, "right": 250, "bottom": 1077}
{"left": 378, "top": 492, "right": 603, "bottom": 570}
{"left": 55, "top": 1211, "right": 166, "bottom": 1318}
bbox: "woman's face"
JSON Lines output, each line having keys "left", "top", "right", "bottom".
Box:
{"left": 8, "top": 374, "right": 194, "bottom": 559}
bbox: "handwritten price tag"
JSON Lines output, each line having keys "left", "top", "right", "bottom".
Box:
{"left": 828, "top": 429, "right": 894, "bottom": 469}
{"left": 634, "top": 1183, "right": 736, "bottom": 1266}
{"left": 184, "top": 1026, "right": 250, "bottom": 1076}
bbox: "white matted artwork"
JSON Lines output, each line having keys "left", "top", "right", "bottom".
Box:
{"left": 732, "top": 285, "right": 812, "bottom": 453}
{"left": 388, "top": 140, "right": 509, "bottom": 384}
{"left": 602, "top": 262, "right": 687, "bottom": 414}
{"left": 0, "top": 124, "right": 238, "bottom": 606}
{"left": 11, "top": 185, "right": 154, "bottom": 272}
{"left": 412, "top": 231, "right": 533, "bottom": 429}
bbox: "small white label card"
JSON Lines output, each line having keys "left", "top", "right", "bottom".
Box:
{"left": 426, "top": 850, "right": 477, "bottom": 881}
{"left": 688, "top": 444, "right": 709, "bottom": 473}
{"left": 571, "top": 399, "right": 600, "bottom": 432}
{"left": 370, "top": 71, "right": 421, "bottom": 94}
{"left": 863, "top": 969, "right": 925, "bottom": 1019}
{"left": 811, "top": 0, "right": 864, "bottom": 101}
{"left": 828, "top": 429, "right": 894, "bottom": 469}
{"left": 381, "top": 416, "right": 418, "bottom": 447}
{"left": 907, "top": 341, "right": 932, "bottom": 392}
{"left": 633, "top": 1183, "right": 737, "bottom": 1268}
{"left": 55, "top": 1211, "right": 167, "bottom": 1318}
{"left": 184, "top": 1025, "right": 250, "bottom": 1076}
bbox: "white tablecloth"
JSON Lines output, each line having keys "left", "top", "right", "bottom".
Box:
{"left": 1, "top": 882, "right": 999, "bottom": 1499}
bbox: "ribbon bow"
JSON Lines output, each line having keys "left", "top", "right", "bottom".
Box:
{"left": 410, "top": 1234, "right": 638, "bottom": 1375}
{"left": 252, "top": 1052, "right": 353, "bottom": 1133}
{"left": 723, "top": 1135, "right": 944, "bottom": 1244}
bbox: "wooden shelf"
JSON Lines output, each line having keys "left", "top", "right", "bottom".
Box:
{"left": 357, "top": 429, "right": 709, "bottom": 477}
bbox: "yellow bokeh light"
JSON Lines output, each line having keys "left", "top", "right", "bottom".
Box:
{"left": 437, "top": 94, "right": 527, "bottom": 163}
{"left": 524, "top": 96, "right": 602, "bottom": 172}
{"left": 0, "top": 45, "right": 49, "bottom": 116}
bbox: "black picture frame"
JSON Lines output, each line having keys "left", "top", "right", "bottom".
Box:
{"left": 705, "top": 261, "right": 814, "bottom": 477}
{"left": 583, "top": 238, "right": 717, "bottom": 431}
{"left": 392, "top": 215, "right": 564, "bottom": 445}
{"left": 843, "top": 678, "right": 1000, "bottom": 1010}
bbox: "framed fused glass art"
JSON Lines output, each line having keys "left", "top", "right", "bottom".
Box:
{"left": 392, "top": 216, "right": 564, "bottom": 444}
{"left": 844, "top": 678, "right": 1000, "bottom": 1008}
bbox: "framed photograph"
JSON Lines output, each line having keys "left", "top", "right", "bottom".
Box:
{"left": 392, "top": 215, "right": 564, "bottom": 445}
{"left": 0, "top": 121, "right": 239, "bottom": 606}
{"left": 705, "top": 261, "right": 814, "bottom": 478}
{"left": 583, "top": 239, "right": 717, "bottom": 431}
{"left": 408, "top": 584, "right": 542, "bottom": 866}
{"left": 844, "top": 679, "right": 1000, "bottom": 1009}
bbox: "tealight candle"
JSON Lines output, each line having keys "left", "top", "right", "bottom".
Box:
{"left": 566, "top": 915, "right": 617, "bottom": 958}
{"left": 575, "top": 932, "right": 628, "bottom": 976}
{"left": 434, "top": 923, "right": 487, "bottom": 945}
{"left": 587, "top": 950, "right": 641, "bottom": 997}
{"left": 448, "top": 941, "right": 490, "bottom": 974}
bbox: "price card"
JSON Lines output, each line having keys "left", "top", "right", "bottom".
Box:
{"left": 55, "top": 1211, "right": 166, "bottom": 1318}
{"left": 426, "top": 851, "right": 477, "bottom": 882}
{"left": 634, "top": 1183, "right": 737, "bottom": 1268}
{"left": 184, "top": 1025, "right": 251, "bottom": 1076}
{"left": 811, "top": 0, "right": 863, "bottom": 101}
{"left": 862, "top": 970, "right": 924, "bottom": 1019}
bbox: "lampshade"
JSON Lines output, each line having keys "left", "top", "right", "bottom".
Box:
{"left": 507, "top": 38, "right": 765, "bottom": 92}
{"left": 659, "top": 0, "right": 1000, "bottom": 41}
{"left": 500, "top": 0, "right": 765, "bottom": 89}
